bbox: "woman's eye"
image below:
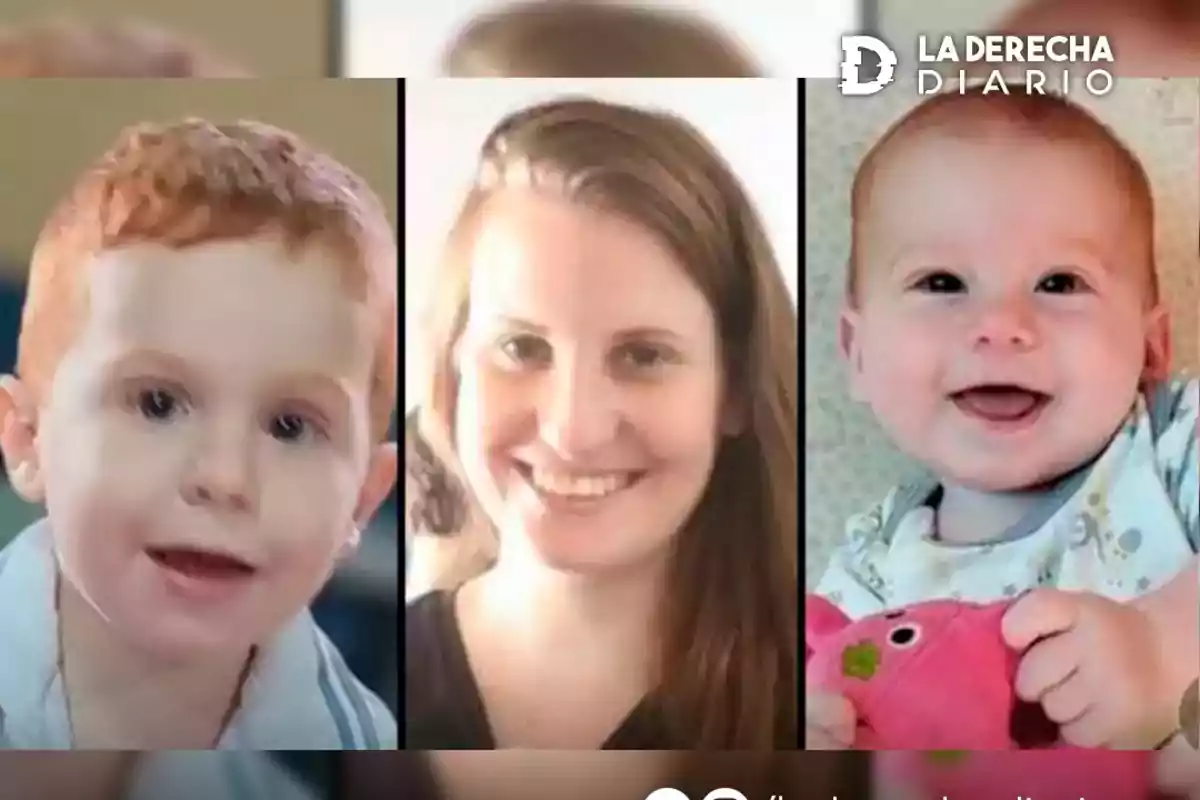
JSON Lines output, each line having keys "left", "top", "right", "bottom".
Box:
{"left": 135, "top": 388, "right": 186, "bottom": 422}
{"left": 914, "top": 271, "right": 966, "bottom": 294}
{"left": 616, "top": 343, "right": 671, "bottom": 371}
{"left": 498, "top": 334, "right": 551, "bottom": 367}
{"left": 1037, "top": 272, "right": 1086, "bottom": 294}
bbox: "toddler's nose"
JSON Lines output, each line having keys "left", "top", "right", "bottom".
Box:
{"left": 181, "top": 478, "right": 252, "bottom": 514}
{"left": 180, "top": 429, "right": 256, "bottom": 514}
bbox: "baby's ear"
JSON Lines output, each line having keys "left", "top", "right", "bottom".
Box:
{"left": 1139, "top": 303, "right": 1172, "bottom": 387}
{"left": 806, "top": 594, "right": 852, "bottom": 650}
{"left": 0, "top": 376, "right": 43, "bottom": 504}
{"left": 838, "top": 305, "right": 867, "bottom": 402}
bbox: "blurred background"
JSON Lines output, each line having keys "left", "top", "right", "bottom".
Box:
{"left": 344, "top": 0, "right": 855, "bottom": 77}
{"left": 0, "top": 0, "right": 335, "bottom": 76}
{"left": 0, "top": 80, "right": 399, "bottom": 717}
{"left": 0, "top": 0, "right": 859, "bottom": 78}
{"left": 864, "top": 0, "right": 1022, "bottom": 39}
{"left": 862, "top": 0, "right": 1200, "bottom": 77}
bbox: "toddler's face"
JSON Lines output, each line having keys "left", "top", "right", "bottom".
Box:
{"left": 21, "top": 236, "right": 394, "bottom": 657}
{"left": 842, "top": 133, "right": 1167, "bottom": 492}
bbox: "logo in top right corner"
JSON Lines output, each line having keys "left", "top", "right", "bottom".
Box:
{"left": 1182, "top": 678, "right": 1198, "bottom": 749}
{"left": 838, "top": 35, "right": 898, "bottom": 96}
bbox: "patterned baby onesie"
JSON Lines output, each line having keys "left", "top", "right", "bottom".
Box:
{"left": 816, "top": 378, "right": 1198, "bottom": 620}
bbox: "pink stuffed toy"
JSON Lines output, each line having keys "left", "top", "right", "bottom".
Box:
{"left": 806, "top": 594, "right": 1166, "bottom": 800}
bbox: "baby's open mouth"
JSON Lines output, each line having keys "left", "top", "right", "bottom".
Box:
{"left": 950, "top": 384, "right": 1052, "bottom": 423}
{"left": 147, "top": 546, "right": 258, "bottom": 579}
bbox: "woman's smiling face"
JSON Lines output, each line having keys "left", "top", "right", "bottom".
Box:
{"left": 455, "top": 191, "right": 730, "bottom": 574}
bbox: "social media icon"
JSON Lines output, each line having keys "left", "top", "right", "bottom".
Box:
{"left": 644, "top": 790, "right": 749, "bottom": 800}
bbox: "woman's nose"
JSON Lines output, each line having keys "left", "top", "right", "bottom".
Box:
{"left": 538, "top": 368, "right": 619, "bottom": 457}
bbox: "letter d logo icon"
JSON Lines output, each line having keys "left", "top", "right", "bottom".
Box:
{"left": 839, "top": 35, "right": 898, "bottom": 96}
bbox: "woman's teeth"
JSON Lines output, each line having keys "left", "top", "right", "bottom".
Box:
{"left": 528, "top": 468, "right": 632, "bottom": 498}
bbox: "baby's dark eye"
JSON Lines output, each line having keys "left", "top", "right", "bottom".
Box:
{"left": 887, "top": 624, "right": 922, "bottom": 649}
{"left": 269, "top": 413, "right": 309, "bottom": 443}
{"left": 914, "top": 272, "right": 966, "bottom": 294}
{"left": 1037, "top": 272, "right": 1085, "bottom": 294}
{"left": 136, "top": 389, "right": 185, "bottom": 422}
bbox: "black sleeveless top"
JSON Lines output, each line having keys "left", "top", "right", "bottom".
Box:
{"left": 405, "top": 590, "right": 671, "bottom": 749}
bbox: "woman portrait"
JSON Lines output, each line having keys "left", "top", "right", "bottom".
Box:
{"left": 403, "top": 78, "right": 799, "bottom": 762}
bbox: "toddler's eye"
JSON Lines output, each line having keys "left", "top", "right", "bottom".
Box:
{"left": 136, "top": 389, "right": 185, "bottom": 422}
{"left": 1037, "top": 272, "right": 1085, "bottom": 294}
{"left": 269, "top": 413, "right": 309, "bottom": 443}
{"left": 914, "top": 272, "right": 966, "bottom": 294}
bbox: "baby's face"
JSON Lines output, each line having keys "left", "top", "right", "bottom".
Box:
{"left": 29, "top": 236, "right": 393, "bottom": 656}
{"left": 843, "top": 133, "right": 1166, "bottom": 492}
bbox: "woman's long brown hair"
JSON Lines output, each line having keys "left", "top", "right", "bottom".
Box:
{"left": 417, "top": 98, "right": 798, "bottom": 749}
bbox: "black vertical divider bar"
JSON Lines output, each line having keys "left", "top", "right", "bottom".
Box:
{"left": 795, "top": 74, "right": 809, "bottom": 751}
{"left": 395, "top": 76, "right": 408, "bottom": 751}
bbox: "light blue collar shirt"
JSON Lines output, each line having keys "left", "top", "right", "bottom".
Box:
{"left": 0, "top": 518, "right": 397, "bottom": 753}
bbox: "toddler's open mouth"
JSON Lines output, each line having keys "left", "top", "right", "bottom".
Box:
{"left": 147, "top": 546, "right": 258, "bottom": 579}
{"left": 950, "top": 384, "right": 1052, "bottom": 425}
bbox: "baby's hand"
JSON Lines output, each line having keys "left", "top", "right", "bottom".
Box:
{"left": 806, "top": 691, "right": 856, "bottom": 750}
{"left": 1156, "top": 736, "right": 1200, "bottom": 799}
{"left": 1003, "top": 589, "right": 1173, "bottom": 749}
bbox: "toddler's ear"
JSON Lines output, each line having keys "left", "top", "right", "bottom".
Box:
{"left": 0, "top": 376, "right": 43, "bottom": 504}
{"left": 336, "top": 524, "right": 362, "bottom": 561}
{"left": 354, "top": 441, "right": 398, "bottom": 528}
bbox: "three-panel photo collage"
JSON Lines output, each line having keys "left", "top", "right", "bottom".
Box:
{"left": 0, "top": 2, "right": 1195, "bottom": 800}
